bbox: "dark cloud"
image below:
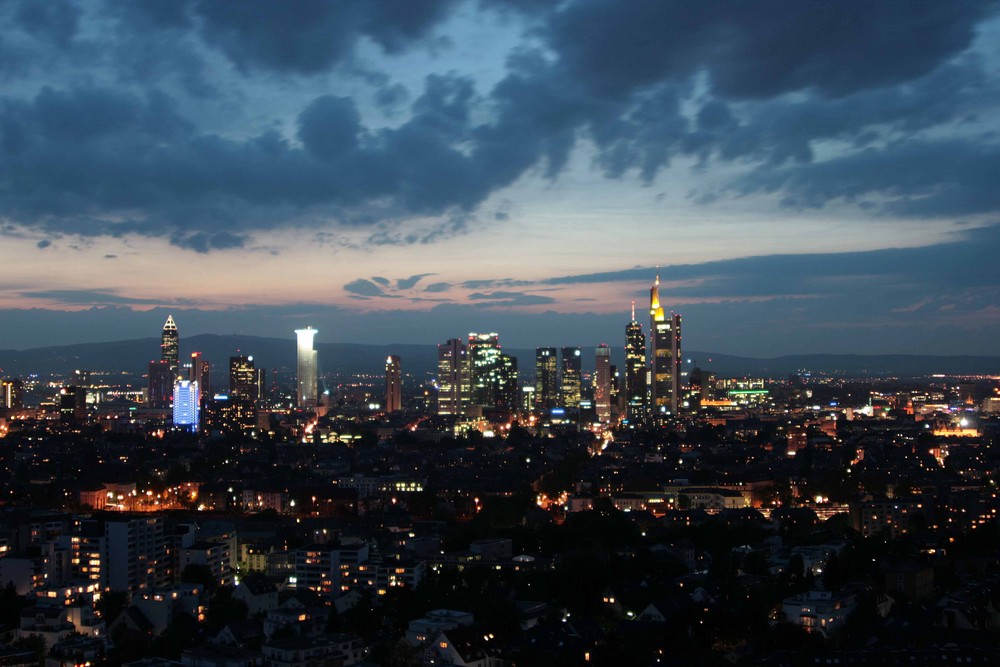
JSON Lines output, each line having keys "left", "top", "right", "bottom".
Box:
{"left": 468, "top": 291, "right": 556, "bottom": 306}
{"left": 344, "top": 279, "right": 386, "bottom": 297}
{"left": 460, "top": 278, "right": 533, "bottom": 290}
{"left": 20, "top": 289, "right": 167, "bottom": 306}
{"left": 397, "top": 273, "right": 434, "bottom": 290}
{"left": 15, "top": 0, "right": 81, "bottom": 46}
{"left": 374, "top": 83, "right": 409, "bottom": 112}
{"left": 171, "top": 231, "right": 247, "bottom": 253}
{"left": 732, "top": 139, "right": 1000, "bottom": 218}
{"left": 537, "top": 223, "right": 1000, "bottom": 301}
{"left": 191, "top": 0, "right": 458, "bottom": 75}
{"left": 371, "top": 276, "right": 390, "bottom": 286}
{"left": 36, "top": 239, "right": 51, "bottom": 249}
{"left": 424, "top": 282, "right": 451, "bottom": 293}
{"left": 543, "top": 0, "right": 995, "bottom": 100}
{"left": 0, "top": 1, "right": 998, "bottom": 252}
{"left": 297, "top": 96, "right": 361, "bottom": 161}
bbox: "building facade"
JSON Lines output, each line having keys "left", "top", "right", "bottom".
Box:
{"left": 161, "top": 315, "right": 179, "bottom": 374}
{"left": 625, "top": 302, "right": 647, "bottom": 421}
{"left": 172, "top": 380, "right": 200, "bottom": 431}
{"left": 468, "top": 333, "right": 501, "bottom": 408}
{"left": 534, "top": 348, "right": 559, "bottom": 410}
{"left": 595, "top": 344, "right": 612, "bottom": 422}
{"left": 436, "top": 338, "right": 469, "bottom": 416}
{"left": 560, "top": 347, "right": 582, "bottom": 408}
{"left": 385, "top": 355, "right": 402, "bottom": 413}
{"left": 295, "top": 327, "right": 319, "bottom": 408}
{"left": 649, "top": 276, "right": 681, "bottom": 415}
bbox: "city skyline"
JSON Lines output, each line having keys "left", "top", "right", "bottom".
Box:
{"left": 1, "top": 3, "right": 1000, "bottom": 357}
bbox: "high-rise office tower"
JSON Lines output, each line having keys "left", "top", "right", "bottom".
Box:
{"left": 161, "top": 315, "right": 179, "bottom": 375}
{"left": 385, "top": 355, "right": 402, "bottom": 413}
{"left": 148, "top": 360, "right": 174, "bottom": 409}
{"left": 625, "top": 301, "right": 648, "bottom": 421}
{"left": 437, "top": 338, "right": 469, "bottom": 415}
{"left": 295, "top": 327, "right": 319, "bottom": 408}
{"left": 610, "top": 365, "right": 621, "bottom": 416}
{"left": 561, "top": 347, "right": 582, "bottom": 408}
{"left": 650, "top": 276, "right": 682, "bottom": 415}
{"left": 173, "top": 380, "right": 200, "bottom": 431}
{"left": 59, "top": 386, "right": 86, "bottom": 423}
{"left": 534, "top": 348, "right": 559, "bottom": 410}
{"left": 229, "top": 355, "right": 257, "bottom": 399}
{"left": 595, "top": 344, "right": 611, "bottom": 422}
{"left": 255, "top": 367, "right": 266, "bottom": 402}
{"left": 497, "top": 353, "right": 519, "bottom": 411}
{"left": 188, "top": 353, "right": 211, "bottom": 404}
{"left": 1, "top": 378, "right": 24, "bottom": 410}
{"left": 671, "top": 312, "right": 682, "bottom": 412}
{"left": 188, "top": 352, "right": 202, "bottom": 387}
{"left": 469, "top": 333, "right": 501, "bottom": 407}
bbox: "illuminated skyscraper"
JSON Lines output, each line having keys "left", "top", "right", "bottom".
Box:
{"left": 161, "top": 315, "right": 179, "bottom": 375}
{"left": 229, "top": 355, "right": 257, "bottom": 399}
{"left": 497, "top": 353, "right": 519, "bottom": 411}
{"left": 295, "top": 327, "right": 319, "bottom": 408}
{"left": 534, "top": 348, "right": 559, "bottom": 409}
{"left": 1, "top": 378, "right": 24, "bottom": 410}
{"left": 469, "top": 333, "right": 501, "bottom": 407}
{"left": 385, "top": 355, "right": 402, "bottom": 413}
{"left": 595, "top": 344, "right": 611, "bottom": 422}
{"left": 650, "top": 276, "right": 682, "bottom": 414}
{"left": 437, "top": 338, "right": 469, "bottom": 415}
{"left": 172, "top": 380, "right": 200, "bottom": 432}
{"left": 625, "top": 301, "right": 647, "bottom": 421}
{"left": 561, "top": 347, "right": 582, "bottom": 408}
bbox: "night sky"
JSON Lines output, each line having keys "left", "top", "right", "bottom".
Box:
{"left": 1, "top": 1, "right": 999, "bottom": 356}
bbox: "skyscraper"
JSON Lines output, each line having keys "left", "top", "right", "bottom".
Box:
{"left": 625, "top": 301, "right": 648, "bottom": 421}
{"left": 671, "top": 312, "right": 682, "bottom": 413}
{"left": 497, "top": 353, "right": 519, "bottom": 411}
{"left": 595, "top": 344, "right": 611, "bottom": 422}
{"left": 173, "top": 380, "right": 200, "bottom": 431}
{"left": 161, "top": 315, "right": 179, "bottom": 375}
{"left": 534, "top": 348, "right": 559, "bottom": 409}
{"left": 385, "top": 355, "right": 402, "bottom": 413}
{"left": 561, "top": 347, "right": 582, "bottom": 408}
{"left": 437, "top": 338, "right": 469, "bottom": 416}
{"left": 148, "top": 360, "right": 174, "bottom": 409}
{"left": 650, "top": 276, "right": 682, "bottom": 415}
{"left": 188, "top": 352, "right": 211, "bottom": 401}
{"left": 469, "top": 333, "right": 501, "bottom": 407}
{"left": 1, "top": 378, "right": 24, "bottom": 411}
{"left": 295, "top": 327, "right": 319, "bottom": 408}
{"left": 229, "top": 355, "right": 257, "bottom": 399}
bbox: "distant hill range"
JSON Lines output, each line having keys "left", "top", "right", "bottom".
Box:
{"left": 1, "top": 334, "right": 999, "bottom": 380}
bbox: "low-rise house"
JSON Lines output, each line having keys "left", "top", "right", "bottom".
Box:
{"left": 232, "top": 574, "right": 278, "bottom": 616}
{"left": 425, "top": 625, "right": 506, "bottom": 667}
{"left": 16, "top": 607, "right": 75, "bottom": 648}
{"left": 783, "top": 588, "right": 858, "bottom": 635}
{"left": 405, "top": 609, "right": 474, "bottom": 646}
{"left": 262, "top": 634, "right": 368, "bottom": 667}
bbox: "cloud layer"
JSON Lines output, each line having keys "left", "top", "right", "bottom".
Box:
{"left": 0, "top": 1, "right": 997, "bottom": 251}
